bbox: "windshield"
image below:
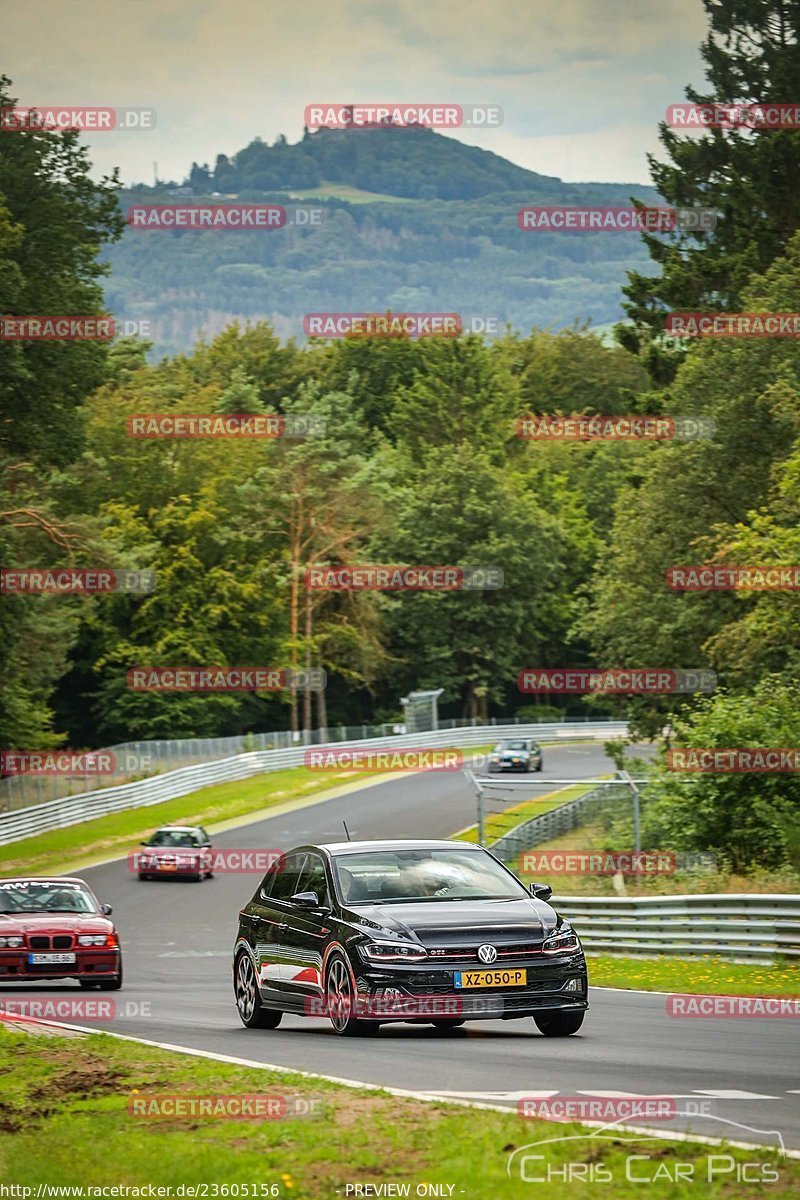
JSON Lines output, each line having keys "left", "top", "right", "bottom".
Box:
{"left": 332, "top": 848, "right": 528, "bottom": 904}
{"left": 502, "top": 740, "right": 528, "bottom": 751}
{"left": 148, "top": 830, "right": 201, "bottom": 847}
{"left": 0, "top": 880, "right": 99, "bottom": 914}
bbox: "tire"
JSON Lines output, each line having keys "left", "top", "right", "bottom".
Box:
{"left": 534, "top": 1010, "right": 584, "bottom": 1037}
{"left": 431, "top": 1019, "right": 465, "bottom": 1031}
{"left": 325, "top": 952, "right": 375, "bottom": 1036}
{"left": 235, "top": 952, "right": 282, "bottom": 1029}
{"left": 536, "top": 762, "right": 543, "bottom": 772}
{"left": 79, "top": 979, "right": 99, "bottom": 988}
{"left": 96, "top": 959, "right": 123, "bottom": 991}
{"left": 138, "top": 873, "right": 149, "bottom": 881}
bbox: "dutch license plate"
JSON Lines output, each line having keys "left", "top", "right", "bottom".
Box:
{"left": 28, "top": 952, "right": 76, "bottom": 965}
{"left": 454, "top": 968, "right": 526, "bottom": 989}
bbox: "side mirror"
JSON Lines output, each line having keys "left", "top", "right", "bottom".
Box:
{"left": 101, "top": 902, "right": 113, "bottom": 915}
{"left": 291, "top": 891, "right": 326, "bottom": 910}
{"left": 140, "top": 841, "right": 148, "bottom": 846}
{"left": 529, "top": 882, "right": 552, "bottom": 902}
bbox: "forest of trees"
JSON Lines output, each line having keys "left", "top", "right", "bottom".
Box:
{"left": 3, "top": 1, "right": 800, "bottom": 872}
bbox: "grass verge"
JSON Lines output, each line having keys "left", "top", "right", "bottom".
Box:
{"left": 0, "top": 1023, "right": 796, "bottom": 1196}
{"left": 0, "top": 744, "right": 496, "bottom": 878}
{"left": 455, "top": 781, "right": 598, "bottom": 844}
{"left": 588, "top": 954, "right": 800, "bottom": 997}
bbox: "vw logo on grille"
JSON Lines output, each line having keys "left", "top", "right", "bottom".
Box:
{"left": 477, "top": 944, "right": 497, "bottom": 964}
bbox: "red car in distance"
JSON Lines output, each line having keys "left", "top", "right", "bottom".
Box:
{"left": 136, "top": 825, "right": 214, "bottom": 881}
{"left": 0, "top": 877, "right": 122, "bottom": 989}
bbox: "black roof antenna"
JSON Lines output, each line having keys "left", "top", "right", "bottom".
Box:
{"left": 342, "top": 820, "right": 352, "bottom": 842}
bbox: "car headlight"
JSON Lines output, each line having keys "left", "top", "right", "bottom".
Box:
{"left": 78, "top": 935, "right": 109, "bottom": 946}
{"left": 542, "top": 927, "right": 581, "bottom": 955}
{"left": 0, "top": 936, "right": 24, "bottom": 948}
{"left": 361, "top": 941, "right": 428, "bottom": 962}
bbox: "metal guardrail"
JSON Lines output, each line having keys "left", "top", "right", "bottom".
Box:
{"left": 489, "top": 783, "right": 630, "bottom": 862}
{"left": 555, "top": 893, "right": 800, "bottom": 962}
{"left": 0, "top": 721, "right": 628, "bottom": 847}
{"left": 0, "top": 714, "right": 624, "bottom": 813}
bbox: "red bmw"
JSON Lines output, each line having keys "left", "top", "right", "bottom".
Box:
{"left": 0, "top": 877, "right": 122, "bottom": 989}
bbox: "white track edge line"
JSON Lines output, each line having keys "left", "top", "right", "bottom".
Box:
{"left": 2, "top": 1015, "right": 797, "bottom": 1157}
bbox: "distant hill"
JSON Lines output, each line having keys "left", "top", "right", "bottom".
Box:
{"left": 105, "top": 126, "right": 661, "bottom": 355}
{"left": 184, "top": 124, "right": 568, "bottom": 201}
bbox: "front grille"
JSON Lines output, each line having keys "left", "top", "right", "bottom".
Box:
{"left": 427, "top": 943, "right": 544, "bottom": 960}
{"left": 53, "top": 935, "right": 73, "bottom": 949}
{"left": 29, "top": 936, "right": 50, "bottom": 950}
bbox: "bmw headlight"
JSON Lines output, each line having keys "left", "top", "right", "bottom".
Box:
{"left": 361, "top": 941, "right": 428, "bottom": 962}
{"left": 0, "top": 936, "right": 24, "bottom": 948}
{"left": 542, "top": 927, "right": 581, "bottom": 955}
{"left": 78, "top": 935, "right": 109, "bottom": 946}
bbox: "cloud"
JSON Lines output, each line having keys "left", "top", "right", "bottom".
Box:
{"left": 4, "top": 0, "right": 707, "bottom": 184}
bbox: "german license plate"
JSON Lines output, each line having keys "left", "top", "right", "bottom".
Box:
{"left": 28, "top": 952, "right": 76, "bottom": 965}
{"left": 160, "top": 862, "right": 177, "bottom": 870}
{"left": 454, "top": 968, "right": 526, "bottom": 988}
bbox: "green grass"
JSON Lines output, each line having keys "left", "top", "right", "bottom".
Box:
{"left": 0, "top": 765, "right": 348, "bottom": 878}
{"left": 589, "top": 954, "right": 800, "bottom": 997}
{"left": 455, "top": 781, "right": 597, "bottom": 844}
{"left": 0, "top": 742, "right": 497, "bottom": 878}
{"left": 0, "top": 1024, "right": 796, "bottom": 1196}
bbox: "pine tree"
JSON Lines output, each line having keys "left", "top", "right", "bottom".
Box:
{"left": 621, "top": 1, "right": 800, "bottom": 374}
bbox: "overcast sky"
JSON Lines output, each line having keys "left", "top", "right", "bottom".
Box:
{"left": 6, "top": 0, "right": 709, "bottom": 186}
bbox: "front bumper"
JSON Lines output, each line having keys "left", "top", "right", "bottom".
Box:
{"left": 139, "top": 860, "right": 203, "bottom": 876}
{"left": 353, "top": 952, "right": 588, "bottom": 1020}
{"left": 0, "top": 949, "right": 121, "bottom": 981}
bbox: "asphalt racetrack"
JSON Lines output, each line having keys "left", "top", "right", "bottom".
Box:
{"left": 5, "top": 741, "right": 799, "bottom": 1153}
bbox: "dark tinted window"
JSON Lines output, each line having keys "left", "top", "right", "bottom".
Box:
{"left": 299, "top": 854, "right": 329, "bottom": 904}
{"left": 269, "top": 853, "right": 308, "bottom": 902}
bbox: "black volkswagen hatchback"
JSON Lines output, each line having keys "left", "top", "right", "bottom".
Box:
{"left": 233, "top": 839, "right": 588, "bottom": 1036}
